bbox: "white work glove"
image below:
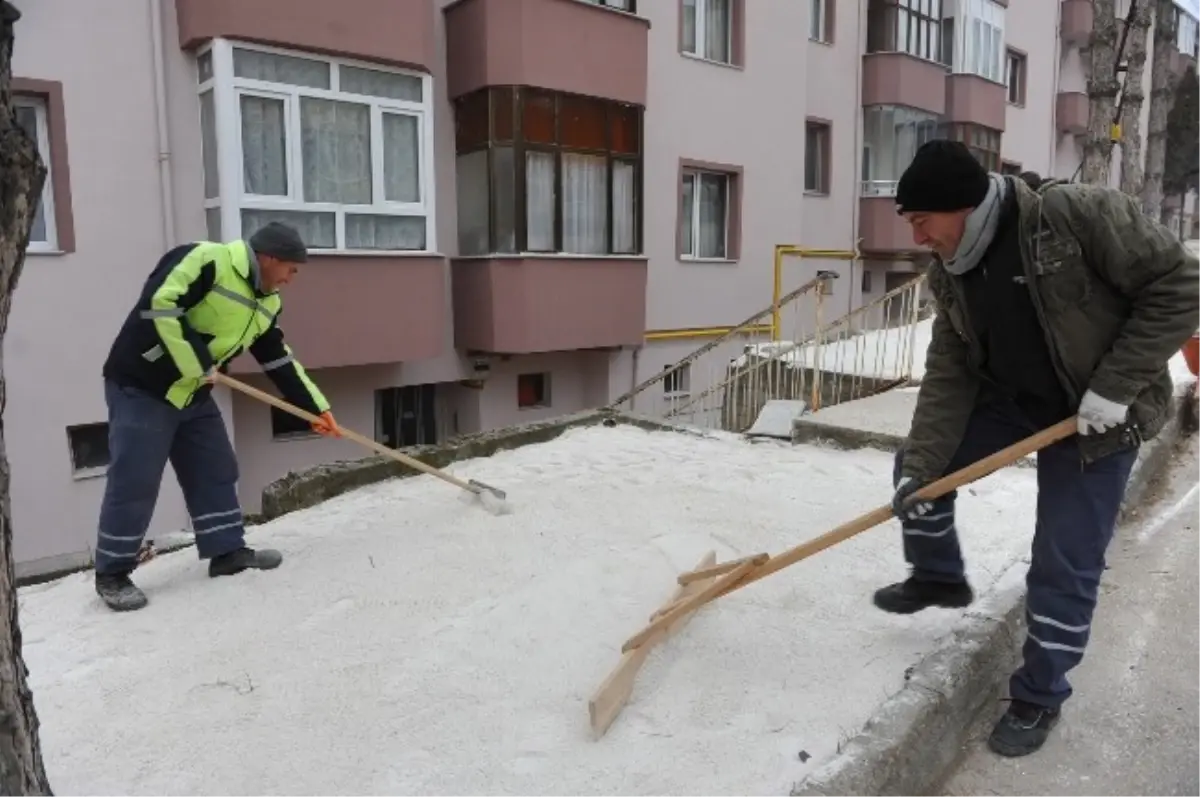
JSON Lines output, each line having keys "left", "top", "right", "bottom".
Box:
{"left": 891, "top": 476, "right": 935, "bottom": 521}
{"left": 1077, "top": 389, "right": 1129, "bottom": 436}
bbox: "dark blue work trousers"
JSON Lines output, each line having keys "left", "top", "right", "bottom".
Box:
{"left": 893, "top": 399, "right": 1137, "bottom": 709}
{"left": 94, "top": 380, "right": 246, "bottom": 575}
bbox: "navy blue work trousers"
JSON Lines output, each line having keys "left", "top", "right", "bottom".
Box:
{"left": 893, "top": 399, "right": 1137, "bottom": 708}
{"left": 94, "top": 379, "right": 246, "bottom": 575}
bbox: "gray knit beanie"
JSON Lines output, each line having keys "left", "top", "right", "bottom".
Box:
{"left": 248, "top": 221, "right": 308, "bottom": 263}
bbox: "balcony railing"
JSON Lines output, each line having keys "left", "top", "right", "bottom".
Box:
{"left": 861, "top": 179, "right": 899, "bottom": 197}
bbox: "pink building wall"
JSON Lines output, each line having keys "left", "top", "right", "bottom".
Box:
{"left": 639, "top": 0, "right": 810, "bottom": 334}
{"left": 803, "top": 0, "right": 868, "bottom": 317}
{"left": 1001, "top": 0, "right": 1062, "bottom": 176}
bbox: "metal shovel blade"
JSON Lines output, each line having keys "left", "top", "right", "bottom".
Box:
{"left": 469, "top": 479, "right": 507, "bottom": 501}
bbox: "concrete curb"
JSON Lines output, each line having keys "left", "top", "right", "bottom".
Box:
{"left": 789, "top": 419, "right": 1039, "bottom": 470}
{"left": 790, "top": 392, "right": 1192, "bottom": 797}
{"left": 790, "top": 419, "right": 908, "bottom": 454}
{"left": 255, "top": 407, "right": 717, "bottom": 521}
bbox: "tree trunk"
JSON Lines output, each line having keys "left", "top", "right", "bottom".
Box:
{"left": 0, "top": 1, "right": 53, "bottom": 793}
{"left": 1083, "top": 0, "right": 1121, "bottom": 185}
{"left": 1119, "top": 1, "right": 1153, "bottom": 196}
{"left": 1142, "top": 0, "right": 1178, "bottom": 219}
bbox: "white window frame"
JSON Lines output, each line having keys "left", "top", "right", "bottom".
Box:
{"left": 893, "top": 0, "right": 943, "bottom": 63}
{"left": 662, "top": 363, "right": 691, "bottom": 399}
{"left": 1005, "top": 49, "right": 1025, "bottom": 105}
{"left": 14, "top": 96, "right": 58, "bottom": 253}
{"left": 197, "top": 38, "right": 436, "bottom": 254}
{"left": 951, "top": 0, "right": 1006, "bottom": 83}
{"left": 805, "top": 121, "right": 831, "bottom": 194}
{"left": 680, "top": 168, "right": 732, "bottom": 261}
{"left": 810, "top": 0, "right": 829, "bottom": 42}
{"left": 683, "top": 0, "right": 735, "bottom": 64}
{"left": 860, "top": 105, "right": 944, "bottom": 196}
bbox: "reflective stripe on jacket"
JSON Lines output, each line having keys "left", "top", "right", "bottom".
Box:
{"left": 103, "top": 240, "right": 329, "bottom": 414}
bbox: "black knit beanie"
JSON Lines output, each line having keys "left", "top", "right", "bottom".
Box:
{"left": 248, "top": 221, "right": 308, "bottom": 263}
{"left": 895, "top": 139, "right": 990, "bottom": 214}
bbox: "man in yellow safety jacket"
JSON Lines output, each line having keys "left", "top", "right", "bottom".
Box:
{"left": 95, "top": 221, "right": 339, "bottom": 611}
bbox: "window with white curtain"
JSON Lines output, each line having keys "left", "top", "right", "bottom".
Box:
{"left": 13, "top": 96, "right": 56, "bottom": 252}
{"left": 197, "top": 39, "right": 433, "bottom": 252}
{"left": 682, "top": 0, "right": 735, "bottom": 64}
{"left": 950, "top": 0, "right": 1005, "bottom": 83}
{"left": 1178, "top": 10, "right": 1199, "bottom": 58}
{"left": 860, "top": 105, "right": 945, "bottom": 195}
{"left": 453, "top": 87, "right": 643, "bottom": 256}
{"left": 680, "top": 169, "right": 732, "bottom": 260}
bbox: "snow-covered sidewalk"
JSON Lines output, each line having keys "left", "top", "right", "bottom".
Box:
{"left": 748, "top": 317, "right": 1195, "bottom": 392}
{"left": 21, "top": 424, "right": 1039, "bottom": 795}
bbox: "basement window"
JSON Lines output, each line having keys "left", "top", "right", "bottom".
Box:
{"left": 517, "top": 373, "right": 551, "bottom": 409}
{"left": 67, "top": 423, "right": 110, "bottom": 478}
{"left": 663, "top": 364, "right": 691, "bottom": 398}
{"left": 271, "top": 407, "right": 318, "bottom": 441}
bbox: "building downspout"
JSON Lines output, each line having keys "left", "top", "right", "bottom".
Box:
{"left": 149, "top": 0, "right": 176, "bottom": 247}
{"left": 1049, "top": 0, "right": 1065, "bottom": 175}
{"left": 850, "top": 0, "right": 866, "bottom": 317}
{"left": 628, "top": 345, "right": 641, "bottom": 413}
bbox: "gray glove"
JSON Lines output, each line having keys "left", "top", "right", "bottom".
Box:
{"left": 891, "top": 476, "right": 934, "bottom": 521}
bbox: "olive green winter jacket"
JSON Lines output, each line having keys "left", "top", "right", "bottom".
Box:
{"left": 902, "top": 177, "right": 1200, "bottom": 481}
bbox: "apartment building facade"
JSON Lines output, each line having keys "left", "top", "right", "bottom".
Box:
{"left": 8, "top": 0, "right": 1199, "bottom": 579}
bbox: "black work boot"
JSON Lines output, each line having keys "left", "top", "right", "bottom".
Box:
{"left": 987, "top": 699, "right": 1061, "bottom": 757}
{"left": 208, "top": 546, "right": 283, "bottom": 578}
{"left": 95, "top": 572, "right": 149, "bottom": 612}
{"left": 872, "top": 576, "right": 974, "bottom": 614}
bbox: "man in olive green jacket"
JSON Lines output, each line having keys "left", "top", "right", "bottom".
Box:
{"left": 878, "top": 141, "right": 1199, "bottom": 758}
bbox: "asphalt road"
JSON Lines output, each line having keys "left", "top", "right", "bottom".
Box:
{"left": 940, "top": 439, "right": 1200, "bottom": 797}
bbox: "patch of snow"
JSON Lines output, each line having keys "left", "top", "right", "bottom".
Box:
{"left": 757, "top": 316, "right": 1196, "bottom": 397}
{"left": 1169, "top": 349, "right": 1198, "bottom": 393}
{"left": 739, "top": 319, "right": 934, "bottom": 383}
{"left": 22, "top": 424, "right": 1039, "bottom": 795}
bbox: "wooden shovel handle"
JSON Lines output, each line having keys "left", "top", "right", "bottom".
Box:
{"left": 211, "top": 372, "right": 478, "bottom": 492}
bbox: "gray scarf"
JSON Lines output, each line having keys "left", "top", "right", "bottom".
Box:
{"left": 942, "top": 173, "right": 1009, "bottom": 276}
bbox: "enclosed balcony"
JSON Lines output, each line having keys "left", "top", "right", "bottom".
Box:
{"left": 861, "top": 54, "right": 948, "bottom": 115}
{"left": 450, "top": 85, "right": 648, "bottom": 354}
{"left": 443, "top": 0, "right": 649, "bottom": 105}
{"left": 176, "top": 0, "right": 436, "bottom": 71}
{"left": 944, "top": 74, "right": 1007, "bottom": 131}
{"left": 1060, "top": 0, "right": 1094, "bottom": 47}
{"left": 451, "top": 257, "right": 647, "bottom": 354}
{"left": 859, "top": 197, "right": 921, "bottom": 253}
{"left": 862, "top": 0, "right": 950, "bottom": 114}
{"left": 1056, "top": 90, "right": 1088, "bottom": 135}
{"left": 229, "top": 255, "right": 449, "bottom": 372}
